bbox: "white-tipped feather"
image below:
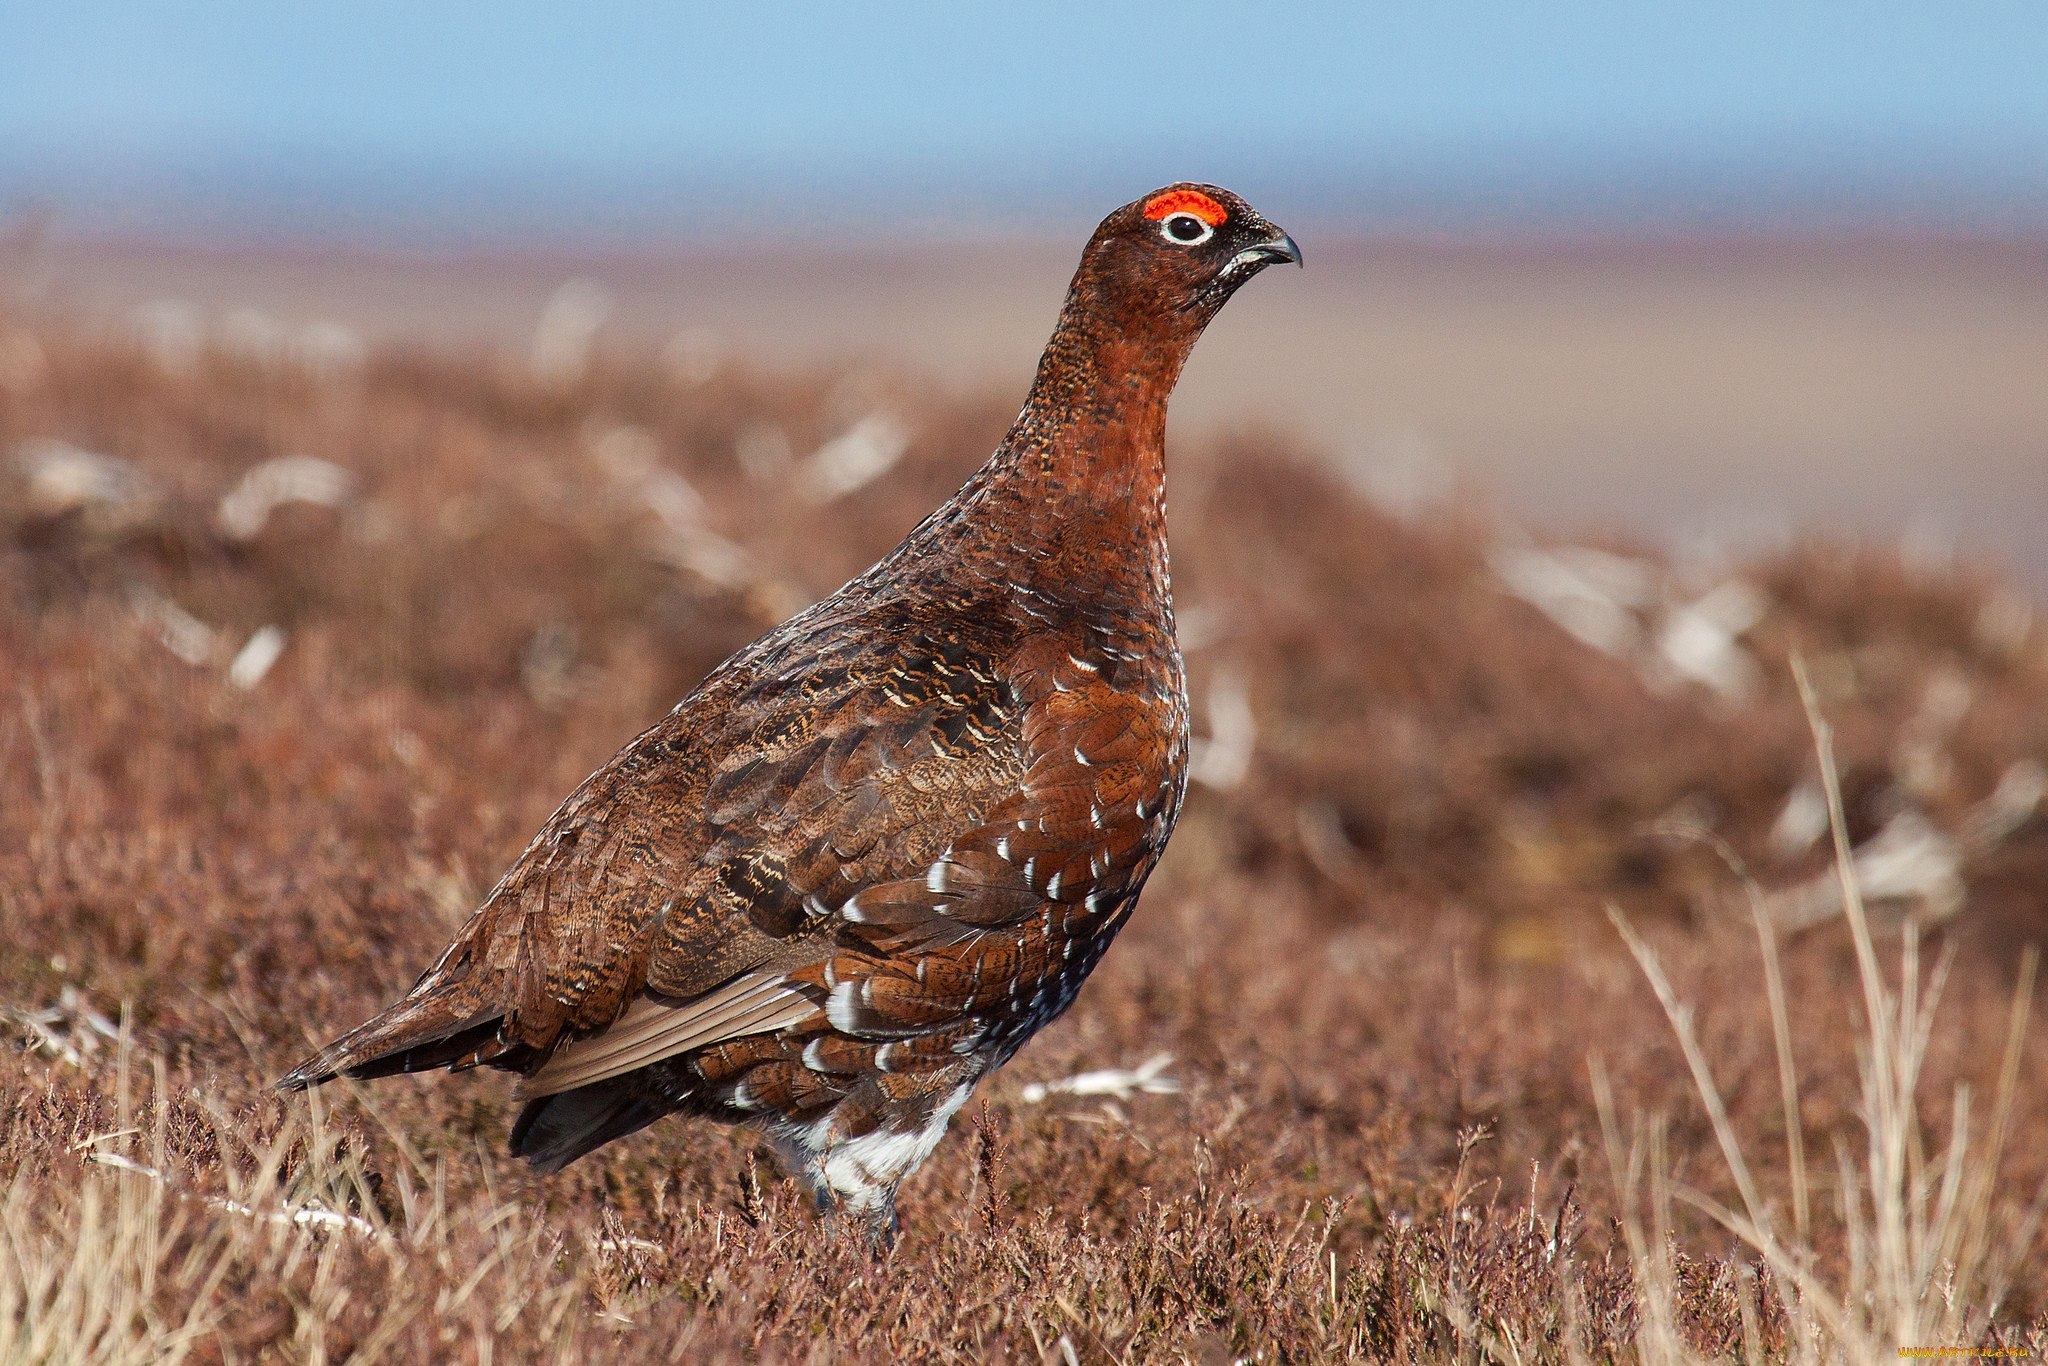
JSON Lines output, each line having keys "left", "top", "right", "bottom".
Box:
{"left": 825, "top": 979, "right": 865, "bottom": 1032}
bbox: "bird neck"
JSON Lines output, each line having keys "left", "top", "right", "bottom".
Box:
{"left": 986, "top": 280, "right": 1200, "bottom": 532}
{"left": 966, "top": 322, "right": 1179, "bottom": 597}
{"left": 887, "top": 278, "right": 1202, "bottom": 610}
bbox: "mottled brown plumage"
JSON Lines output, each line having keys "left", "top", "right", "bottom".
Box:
{"left": 278, "top": 183, "right": 1300, "bottom": 1243}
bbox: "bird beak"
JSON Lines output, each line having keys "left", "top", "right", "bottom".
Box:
{"left": 1253, "top": 230, "right": 1303, "bottom": 267}
{"left": 1226, "top": 229, "right": 1303, "bottom": 275}
{"left": 1253, "top": 232, "right": 1302, "bottom": 266}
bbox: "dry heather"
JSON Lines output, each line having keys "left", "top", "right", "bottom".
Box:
{"left": 1, "top": 313, "right": 2045, "bottom": 1362}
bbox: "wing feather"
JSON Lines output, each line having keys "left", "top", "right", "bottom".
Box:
{"left": 524, "top": 972, "right": 815, "bottom": 1097}
{"left": 287, "top": 603, "right": 1181, "bottom": 1109}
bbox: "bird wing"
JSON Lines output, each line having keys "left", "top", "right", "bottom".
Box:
{"left": 518, "top": 971, "right": 816, "bottom": 1097}
{"left": 514, "top": 626, "right": 1179, "bottom": 1101}
{"left": 282, "top": 592, "right": 1177, "bottom": 1102}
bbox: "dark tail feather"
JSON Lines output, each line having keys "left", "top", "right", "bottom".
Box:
{"left": 509, "top": 1081, "right": 668, "bottom": 1173}
{"left": 275, "top": 988, "right": 517, "bottom": 1092}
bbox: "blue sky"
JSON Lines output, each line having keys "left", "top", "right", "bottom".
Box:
{"left": 5, "top": 3, "right": 2047, "bottom": 240}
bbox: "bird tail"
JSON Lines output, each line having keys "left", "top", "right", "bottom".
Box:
{"left": 508, "top": 1079, "right": 668, "bottom": 1173}
{"left": 274, "top": 981, "right": 521, "bottom": 1091}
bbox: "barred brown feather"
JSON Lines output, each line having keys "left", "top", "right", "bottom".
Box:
{"left": 276, "top": 182, "right": 1300, "bottom": 1245}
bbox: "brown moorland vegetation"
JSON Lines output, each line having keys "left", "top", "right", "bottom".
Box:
{"left": 1, "top": 314, "right": 2045, "bottom": 1361}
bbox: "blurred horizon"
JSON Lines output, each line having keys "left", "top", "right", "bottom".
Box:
{"left": 7, "top": 3, "right": 2048, "bottom": 247}
{"left": 5, "top": 4, "right": 2045, "bottom": 592}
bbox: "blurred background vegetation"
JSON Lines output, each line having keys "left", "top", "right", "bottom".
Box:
{"left": 3, "top": 6, "right": 2046, "bottom": 1358}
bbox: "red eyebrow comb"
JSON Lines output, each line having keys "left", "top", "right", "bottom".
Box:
{"left": 1142, "top": 189, "right": 1228, "bottom": 225}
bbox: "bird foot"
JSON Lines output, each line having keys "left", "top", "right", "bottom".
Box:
{"left": 805, "top": 1176, "right": 900, "bottom": 1256}
{"left": 861, "top": 1198, "right": 901, "bottom": 1257}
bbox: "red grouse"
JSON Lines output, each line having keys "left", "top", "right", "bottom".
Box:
{"left": 279, "top": 183, "right": 1300, "bottom": 1243}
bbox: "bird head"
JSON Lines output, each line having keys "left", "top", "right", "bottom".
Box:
{"left": 1072, "top": 182, "right": 1302, "bottom": 332}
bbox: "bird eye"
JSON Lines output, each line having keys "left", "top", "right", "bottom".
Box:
{"left": 1160, "top": 213, "right": 1213, "bottom": 246}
